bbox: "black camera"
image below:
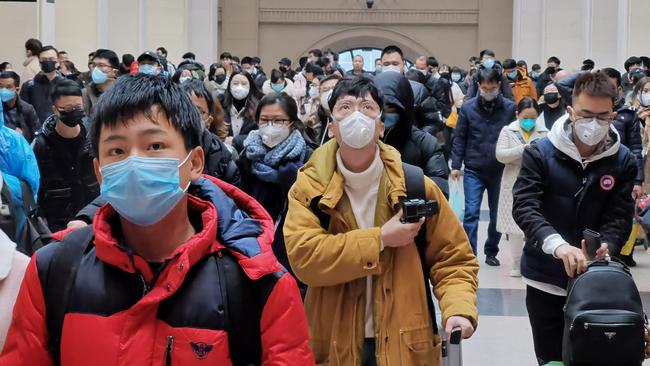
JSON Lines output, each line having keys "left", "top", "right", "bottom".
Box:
{"left": 400, "top": 199, "right": 439, "bottom": 223}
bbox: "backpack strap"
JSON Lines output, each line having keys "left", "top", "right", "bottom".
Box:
{"left": 402, "top": 163, "right": 438, "bottom": 335}
{"left": 44, "top": 226, "right": 94, "bottom": 365}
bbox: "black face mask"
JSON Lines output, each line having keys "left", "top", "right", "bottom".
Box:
{"left": 40, "top": 60, "right": 57, "bottom": 73}
{"left": 214, "top": 74, "right": 227, "bottom": 84}
{"left": 544, "top": 92, "right": 560, "bottom": 105}
{"left": 279, "top": 66, "right": 288, "bottom": 73}
{"left": 58, "top": 108, "right": 85, "bottom": 127}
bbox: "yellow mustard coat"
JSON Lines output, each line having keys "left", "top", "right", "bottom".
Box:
{"left": 284, "top": 140, "right": 479, "bottom": 366}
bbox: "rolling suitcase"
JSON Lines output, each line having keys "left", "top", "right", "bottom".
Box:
{"left": 441, "top": 327, "right": 463, "bottom": 366}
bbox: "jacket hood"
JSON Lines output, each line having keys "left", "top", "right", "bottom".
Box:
{"left": 92, "top": 174, "right": 280, "bottom": 281}
{"left": 372, "top": 71, "right": 414, "bottom": 146}
{"left": 548, "top": 114, "right": 620, "bottom": 167}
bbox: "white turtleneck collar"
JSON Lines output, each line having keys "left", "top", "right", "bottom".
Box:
{"left": 336, "top": 147, "right": 384, "bottom": 191}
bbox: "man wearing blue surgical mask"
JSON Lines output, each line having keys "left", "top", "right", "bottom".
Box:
{"left": 466, "top": 49, "right": 514, "bottom": 101}
{"left": 0, "top": 74, "right": 314, "bottom": 365}
{"left": 83, "top": 48, "right": 119, "bottom": 116}
{"left": 137, "top": 51, "right": 163, "bottom": 77}
{"left": 0, "top": 71, "right": 39, "bottom": 142}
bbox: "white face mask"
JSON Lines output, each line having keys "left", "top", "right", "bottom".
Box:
{"left": 337, "top": 111, "right": 377, "bottom": 149}
{"left": 480, "top": 88, "right": 499, "bottom": 102}
{"left": 383, "top": 65, "right": 402, "bottom": 74}
{"left": 259, "top": 124, "right": 291, "bottom": 148}
{"left": 231, "top": 85, "right": 250, "bottom": 100}
{"left": 179, "top": 76, "right": 191, "bottom": 84}
{"left": 639, "top": 92, "right": 650, "bottom": 107}
{"left": 321, "top": 90, "right": 333, "bottom": 112}
{"left": 574, "top": 118, "right": 610, "bottom": 146}
{"left": 309, "top": 86, "right": 320, "bottom": 99}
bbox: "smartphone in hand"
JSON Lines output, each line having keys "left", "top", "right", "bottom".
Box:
{"left": 583, "top": 228, "right": 601, "bottom": 260}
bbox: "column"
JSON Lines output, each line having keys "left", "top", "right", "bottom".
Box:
{"left": 186, "top": 0, "right": 219, "bottom": 65}
{"left": 39, "top": 0, "right": 56, "bottom": 45}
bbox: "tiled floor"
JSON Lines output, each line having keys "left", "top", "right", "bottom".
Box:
{"left": 455, "top": 208, "right": 650, "bottom": 365}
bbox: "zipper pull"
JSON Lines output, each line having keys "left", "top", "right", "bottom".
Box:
{"left": 584, "top": 323, "right": 589, "bottom": 330}
{"left": 165, "top": 335, "right": 174, "bottom": 366}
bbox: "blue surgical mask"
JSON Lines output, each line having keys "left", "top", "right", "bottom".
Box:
{"left": 520, "top": 118, "right": 536, "bottom": 132}
{"left": 375, "top": 67, "right": 383, "bottom": 74}
{"left": 384, "top": 113, "right": 399, "bottom": 129}
{"left": 271, "top": 83, "right": 285, "bottom": 93}
{"left": 92, "top": 67, "right": 109, "bottom": 84}
{"left": 451, "top": 73, "right": 461, "bottom": 82}
{"left": 99, "top": 153, "right": 192, "bottom": 226}
{"left": 483, "top": 58, "right": 495, "bottom": 70}
{"left": 507, "top": 71, "right": 518, "bottom": 80}
{"left": 139, "top": 64, "right": 158, "bottom": 75}
{"left": 0, "top": 88, "right": 16, "bottom": 103}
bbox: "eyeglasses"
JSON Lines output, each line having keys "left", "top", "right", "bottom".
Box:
{"left": 93, "top": 63, "right": 113, "bottom": 71}
{"left": 574, "top": 112, "right": 616, "bottom": 124}
{"left": 259, "top": 118, "right": 291, "bottom": 127}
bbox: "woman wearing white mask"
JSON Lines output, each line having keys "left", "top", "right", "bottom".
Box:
{"left": 304, "top": 74, "right": 341, "bottom": 148}
{"left": 239, "top": 92, "right": 311, "bottom": 274}
{"left": 222, "top": 70, "right": 262, "bottom": 152}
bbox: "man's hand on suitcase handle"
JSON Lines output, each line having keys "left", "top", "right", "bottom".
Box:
{"left": 445, "top": 316, "right": 474, "bottom": 340}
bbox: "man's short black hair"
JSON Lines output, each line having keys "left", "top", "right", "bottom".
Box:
{"left": 241, "top": 56, "right": 253, "bottom": 65}
{"left": 469, "top": 56, "right": 480, "bottom": 63}
{"left": 427, "top": 57, "right": 439, "bottom": 68}
{"left": 573, "top": 71, "right": 618, "bottom": 105}
{"left": 220, "top": 52, "right": 232, "bottom": 60}
{"left": 477, "top": 68, "right": 501, "bottom": 84}
{"left": 0, "top": 71, "right": 20, "bottom": 88}
{"left": 51, "top": 79, "right": 82, "bottom": 102}
{"left": 502, "top": 59, "right": 517, "bottom": 69}
{"left": 640, "top": 56, "right": 650, "bottom": 70}
{"left": 90, "top": 74, "right": 202, "bottom": 158}
{"left": 232, "top": 56, "right": 240, "bottom": 64}
{"left": 122, "top": 54, "right": 135, "bottom": 67}
{"left": 94, "top": 49, "right": 120, "bottom": 69}
{"left": 517, "top": 60, "right": 528, "bottom": 69}
{"left": 181, "top": 79, "right": 214, "bottom": 118}
{"left": 251, "top": 56, "right": 261, "bottom": 65}
{"left": 381, "top": 45, "right": 404, "bottom": 60}
{"left": 479, "top": 49, "right": 495, "bottom": 59}
{"left": 39, "top": 45, "right": 59, "bottom": 56}
{"left": 328, "top": 76, "right": 383, "bottom": 112}
{"left": 547, "top": 56, "right": 561, "bottom": 65}
{"left": 157, "top": 47, "right": 168, "bottom": 56}
{"left": 183, "top": 52, "right": 196, "bottom": 60}
{"left": 58, "top": 51, "right": 68, "bottom": 56}
{"left": 531, "top": 64, "right": 542, "bottom": 71}
{"left": 601, "top": 67, "right": 622, "bottom": 87}
{"left": 309, "top": 49, "right": 323, "bottom": 58}
{"left": 624, "top": 56, "right": 642, "bottom": 72}
{"left": 304, "top": 62, "right": 324, "bottom": 76}
{"left": 25, "top": 38, "right": 42, "bottom": 55}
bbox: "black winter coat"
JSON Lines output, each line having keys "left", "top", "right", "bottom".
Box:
{"left": 19, "top": 72, "right": 63, "bottom": 125}
{"left": 512, "top": 135, "right": 637, "bottom": 289}
{"left": 612, "top": 107, "right": 644, "bottom": 184}
{"left": 201, "top": 129, "right": 241, "bottom": 187}
{"left": 2, "top": 98, "right": 40, "bottom": 142}
{"left": 451, "top": 95, "right": 517, "bottom": 177}
{"left": 373, "top": 72, "right": 450, "bottom": 195}
{"left": 32, "top": 115, "right": 99, "bottom": 231}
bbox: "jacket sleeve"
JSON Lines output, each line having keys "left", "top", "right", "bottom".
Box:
{"left": 466, "top": 74, "right": 478, "bottom": 99}
{"left": 0, "top": 255, "right": 54, "bottom": 365}
{"left": 500, "top": 75, "right": 514, "bottom": 101}
{"left": 283, "top": 177, "right": 382, "bottom": 287}
{"left": 629, "top": 117, "right": 644, "bottom": 184}
{"left": 528, "top": 79, "right": 538, "bottom": 101}
{"left": 18, "top": 137, "right": 40, "bottom": 200}
{"left": 416, "top": 130, "right": 449, "bottom": 196}
{"left": 599, "top": 153, "right": 637, "bottom": 255}
{"left": 512, "top": 145, "right": 559, "bottom": 247}
{"left": 19, "top": 81, "right": 32, "bottom": 105}
{"left": 423, "top": 178, "right": 479, "bottom": 328}
{"left": 24, "top": 103, "right": 41, "bottom": 135}
{"left": 451, "top": 104, "right": 469, "bottom": 170}
{"left": 260, "top": 272, "right": 315, "bottom": 365}
{"left": 431, "top": 80, "right": 452, "bottom": 118}
{"left": 495, "top": 127, "right": 525, "bottom": 164}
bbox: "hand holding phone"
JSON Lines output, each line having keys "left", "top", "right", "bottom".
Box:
{"left": 583, "top": 228, "right": 601, "bottom": 260}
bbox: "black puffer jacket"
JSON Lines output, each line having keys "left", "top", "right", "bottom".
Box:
{"left": 32, "top": 115, "right": 99, "bottom": 231}
{"left": 19, "top": 72, "right": 63, "bottom": 124}
{"left": 373, "top": 72, "right": 449, "bottom": 195}
{"left": 201, "top": 129, "right": 241, "bottom": 187}
{"left": 2, "top": 98, "right": 40, "bottom": 142}
{"left": 613, "top": 106, "right": 644, "bottom": 184}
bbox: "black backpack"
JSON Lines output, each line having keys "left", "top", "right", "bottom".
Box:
{"left": 310, "top": 163, "right": 439, "bottom": 336}
{"left": 562, "top": 258, "right": 648, "bottom": 366}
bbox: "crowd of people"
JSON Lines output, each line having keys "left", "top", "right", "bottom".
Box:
{"left": 0, "top": 37, "right": 649, "bottom": 365}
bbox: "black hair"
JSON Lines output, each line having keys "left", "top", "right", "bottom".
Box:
{"left": 517, "top": 60, "right": 528, "bottom": 69}
{"left": 122, "top": 54, "right": 135, "bottom": 67}
{"left": 405, "top": 69, "right": 426, "bottom": 84}
{"left": 60, "top": 61, "right": 79, "bottom": 74}
{"left": 51, "top": 78, "right": 82, "bottom": 102}
{"left": 517, "top": 96, "right": 540, "bottom": 114}
{"left": 0, "top": 63, "right": 11, "bottom": 73}
{"left": 251, "top": 56, "right": 261, "bottom": 65}
{"left": 25, "top": 38, "right": 42, "bottom": 56}
{"left": 573, "top": 71, "right": 618, "bottom": 105}
{"left": 156, "top": 47, "right": 168, "bottom": 56}
{"left": 640, "top": 56, "right": 650, "bottom": 70}
{"left": 88, "top": 51, "right": 96, "bottom": 58}
{"left": 93, "top": 49, "right": 119, "bottom": 69}
{"left": 298, "top": 56, "right": 308, "bottom": 69}
{"left": 532, "top": 64, "right": 541, "bottom": 71}
{"left": 39, "top": 45, "right": 59, "bottom": 57}
{"left": 0, "top": 71, "right": 20, "bottom": 87}
{"left": 182, "top": 52, "right": 196, "bottom": 60}
{"left": 181, "top": 79, "right": 213, "bottom": 117}
{"left": 222, "top": 70, "right": 262, "bottom": 122}
{"left": 451, "top": 66, "right": 462, "bottom": 74}
{"left": 427, "top": 57, "right": 439, "bottom": 68}
{"left": 304, "top": 62, "right": 324, "bottom": 77}
{"left": 502, "top": 59, "right": 517, "bottom": 69}
{"left": 255, "top": 92, "right": 303, "bottom": 130}
{"left": 309, "top": 49, "right": 323, "bottom": 58}
{"left": 90, "top": 74, "right": 202, "bottom": 158}
{"left": 241, "top": 56, "right": 253, "bottom": 66}
{"left": 479, "top": 49, "right": 495, "bottom": 59}
{"left": 270, "top": 69, "right": 285, "bottom": 84}
{"left": 601, "top": 67, "right": 622, "bottom": 87}
{"left": 328, "top": 76, "right": 383, "bottom": 112}
{"left": 232, "top": 56, "right": 240, "bottom": 64}
{"left": 582, "top": 59, "right": 595, "bottom": 68}
{"left": 58, "top": 51, "right": 68, "bottom": 56}
{"left": 624, "top": 56, "right": 642, "bottom": 72}
{"left": 208, "top": 63, "right": 225, "bottom": 81}
{"left": 477, "top": 68, "right": 501, "bottom": 84}
{"left": 381, "top": 45, "right": 404, "bottom": 60}
{"left": 547, "top": 56, "right": 561, "bottom": 65}
{"left": 320, "top": 74, "right": 342, "bottom": 85}
{"left": 220, "top": 52, "right": 232, "bottom": 60}
{"left": 317, "top": 57, "right": 330, "bottom": 68}
{"left": 469, "top": 56, "right": 480, "bottom": 63}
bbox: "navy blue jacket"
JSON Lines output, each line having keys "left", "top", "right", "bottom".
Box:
{"left": 613, "top": 107, "right": 644, "bottom": 184}
{"left": 512, "top": 137, "right": 637, "bottom": 289}
{"left": 451, "top": 95, "right": 517, "bottom": 177}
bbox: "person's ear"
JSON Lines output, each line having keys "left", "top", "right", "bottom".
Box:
{"left": 188, "top": 147, "right": 205, "bottom": 181}
{"left": 327, "top": 122, "right": 335, "bottom": 138}
{"left": 567, "top": 106, "right": 576, "bottom": 121}
{"left": 379, "top": 121, "right": 385, "bottom": 139}
{"left": 93, "top": 158, "right": 102, "bottom": 185}
{"left": 205, "top": 115, "right": 214, "bottom": 128}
